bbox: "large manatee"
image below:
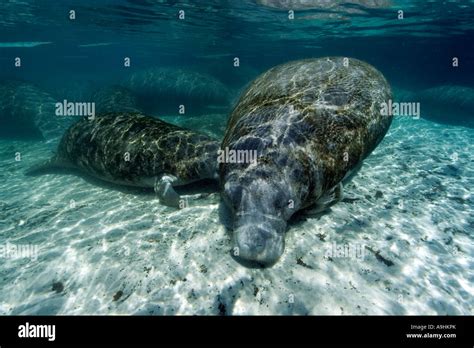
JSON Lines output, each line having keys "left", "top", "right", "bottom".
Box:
{"left": 220, "top": 57, "right": 392, "bottom": 265}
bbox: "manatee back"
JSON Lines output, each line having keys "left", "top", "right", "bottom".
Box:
{"left": 222, "top": 57, "right": 392, "bottom": 195}
{"left": 56, "top": 113, "right": 219, "bottom": 185}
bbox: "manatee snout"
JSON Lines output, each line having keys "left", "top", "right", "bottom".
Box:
{"left": 223, "top": 176, "right": 294, "bottom": 265}
{"left": 233, "top": 217, "right": 286, "bottom": 265}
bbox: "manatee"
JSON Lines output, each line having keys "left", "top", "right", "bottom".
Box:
{"left": 415, "top": 85, "right": 474, "bottom": 128}
{"left": 0, "top": 80, "right": 63, "bottom": 140}
{"left": 220, "top": 57, "right": 392, "bottom": 264}
{"left": 92, "top": 85, "right": 141, "bottom": 114}
{"left": 392, "top": 87, "right": 415, "bottom": 104}
{"left": 126, "top": 67, "right": 231, "bottom": 115}
{"left": 158, "top": 113, "right": 229, "bottom": 140}
{"left": 26, "top": 112, "right": 220, "bottom": 207}
{"left": 47, "top": 79, "right": 96, "bottom": 104}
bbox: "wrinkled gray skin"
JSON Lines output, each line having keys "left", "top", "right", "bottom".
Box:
{"left": 27, "top": 112, "right": 220, "bottom": 207}
{"left": 220, "top": 57, "right": 392, "bottom": 265}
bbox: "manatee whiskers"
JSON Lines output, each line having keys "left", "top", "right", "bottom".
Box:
{"left": 233, "top": 213, "right": 287, "bottom": 265}
{"left": 234, "top": 212, "right": 285, "bottom": 221}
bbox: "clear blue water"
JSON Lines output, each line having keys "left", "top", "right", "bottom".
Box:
{"left": 0, "top": 0, "right": 473, "bottom": 315}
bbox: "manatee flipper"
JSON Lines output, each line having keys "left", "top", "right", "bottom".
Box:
{"left": 154, "top": 175, "right": 181, "bottom": 208}
{"left": 341, "top": 192, "right": 362, "bottom": 203}
{"left": 342, "top": 162, "right": 363, "bottom": 185}
{"left": 303, "top": 183, "right": 344, "bottom": 216}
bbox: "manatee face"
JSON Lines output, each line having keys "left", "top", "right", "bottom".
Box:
{"left": 223, "top": 171, "right": 299, "bottom": 265}
{"left": 233, "top": 215, "right": 286, "bottom": 266}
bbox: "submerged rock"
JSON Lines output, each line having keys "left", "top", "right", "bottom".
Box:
{"left": 125, "top": 67, "right": 231, "bottom": 115}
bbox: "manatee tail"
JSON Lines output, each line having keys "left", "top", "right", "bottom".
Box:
{"left": 25, "top": 157, "right": 67, "bottom": 176}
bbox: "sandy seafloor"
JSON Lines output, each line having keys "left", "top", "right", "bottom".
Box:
{"left": 0, "top": 115, "right": 472, "bottom": 315}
